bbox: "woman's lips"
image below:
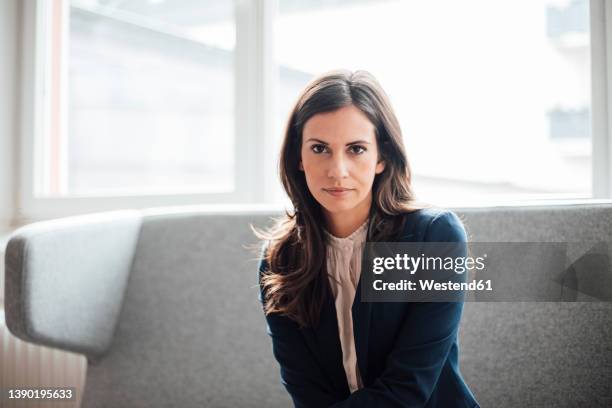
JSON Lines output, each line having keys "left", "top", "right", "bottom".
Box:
{"left": 323, "top": 188, "right": 354, "bottom": 197}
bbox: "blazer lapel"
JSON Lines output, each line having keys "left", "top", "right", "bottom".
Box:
{"left": 301, "top": 284, "right": 351, "bottom": 395}
{"left": 300, "top": 260, "right": 375, "bottom": 394}
{"left": 352, "top": 274, "right": 372, "bottom": 385}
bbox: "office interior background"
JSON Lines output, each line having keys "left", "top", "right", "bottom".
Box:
{"left": 0, "top": 0, "right": 610, "bottom": 407}
{"left": 0, "top": 0, "right": 600, "bottom": 229}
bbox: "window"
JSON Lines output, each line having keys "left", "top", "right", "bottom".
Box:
{"left": 20, "top": 0, "right": 610, "bottom": 221}
{"left": 275, "top": 0, "right": 592, "bottom": 204}
{"left": 40, "top": 0, "right": 235, "bottom": 197}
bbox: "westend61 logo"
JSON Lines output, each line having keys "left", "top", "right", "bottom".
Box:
{"left": 371, "top": 253, "right": 487, "bottom": 275}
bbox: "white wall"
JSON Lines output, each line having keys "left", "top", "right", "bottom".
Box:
{"left": 0, "top": 0, "right": 20, "bottom": 229}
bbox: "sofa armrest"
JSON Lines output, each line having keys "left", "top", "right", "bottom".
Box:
{"left": 4, "top": 210, "right": 142, "bottom": 362}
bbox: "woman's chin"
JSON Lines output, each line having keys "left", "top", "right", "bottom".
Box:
{"left": 319, "top": 200, "right": 356, "bottom": 214}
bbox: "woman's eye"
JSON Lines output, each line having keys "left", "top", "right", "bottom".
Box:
{"left": 311, "top": 144, "right": 328, "bottom": 154}
{"left": 349, "top": 145, "right": 366, "bottom": 154}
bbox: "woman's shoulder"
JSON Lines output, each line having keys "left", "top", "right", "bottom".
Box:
{"left": 397, "top": 207, "right": 467, "bottom": 243}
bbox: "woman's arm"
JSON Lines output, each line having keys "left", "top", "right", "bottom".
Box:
{"left": 258, "top": 246, "right": 342, "bottom": 408}
{"left": 330, "top": 210, "right": 468, "bottom": 408}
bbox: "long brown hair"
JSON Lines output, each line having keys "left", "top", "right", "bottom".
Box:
{"left": 254, "top": 69, "right": 428, "bottom": 328}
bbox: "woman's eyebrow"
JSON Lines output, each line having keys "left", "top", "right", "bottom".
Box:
{"left": 304, "top": 138, "right": 371, "bottom": 145}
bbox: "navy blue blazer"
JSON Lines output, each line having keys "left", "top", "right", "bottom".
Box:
{"left": 258, "top": 208, "right": 480, "bottom": 408}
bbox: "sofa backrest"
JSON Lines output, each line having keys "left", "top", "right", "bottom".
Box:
{"left": 458, "top": 205, "right": 612, "bottom": 407}
{"left": 82, "top": 210, "right": 291, "bottom": 408}
{"left": 5, "top": 204, "right": 612, "bottom": 407}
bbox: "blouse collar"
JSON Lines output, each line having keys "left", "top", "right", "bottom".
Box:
{"left": 323, "top": 218, "right": 369, "bottom": 250}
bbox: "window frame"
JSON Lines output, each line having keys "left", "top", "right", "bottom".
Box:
{"left": 17, "top": 0, "right": 278, "bottom": 223}
{"left": 16, "top": 0, "right": 612, "bottom": 224}
{"left": 591, "top": 0, "right": 612, "bottom": 197}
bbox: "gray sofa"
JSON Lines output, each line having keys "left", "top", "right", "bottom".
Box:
{"left": 4, "top": 204, "right": 612, "bottom": 407}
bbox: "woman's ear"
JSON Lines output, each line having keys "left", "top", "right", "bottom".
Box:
{"left": 375, "top": 160, "right": 385, "bottom": 174}
{"left": 299, "top": 161, "right": 304, "bottom": 171}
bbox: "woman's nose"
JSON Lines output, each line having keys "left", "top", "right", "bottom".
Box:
{"left": 327, "top": 154, "right": 349, "bottom": 180}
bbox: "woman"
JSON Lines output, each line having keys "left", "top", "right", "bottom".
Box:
{"left": 255, "top": 70, "right": 479, "bottom": 408}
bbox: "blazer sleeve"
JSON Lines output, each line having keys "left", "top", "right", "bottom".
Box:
{"left": 257, "top": 243, "right": 342, "bottom": 408}
{"left": 329, "top": 210, "right": 468, "bottom": 408}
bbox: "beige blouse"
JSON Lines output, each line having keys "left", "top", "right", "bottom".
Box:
{"left": 323, "top": 218, "right": 369, "bottom": 394}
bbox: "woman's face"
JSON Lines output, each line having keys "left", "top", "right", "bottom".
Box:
{"left": 299, "top": 104, "right": 385, "bottom": 218}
